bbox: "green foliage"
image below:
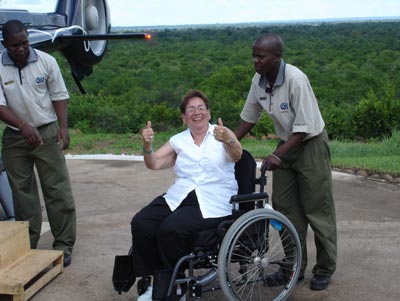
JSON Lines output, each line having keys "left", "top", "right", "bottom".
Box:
{"left": 322, "top": 102, "right": 355, "bottom": 140}
{"left": 352, "top": 84, "right": 400, "bottom": 139}
{"left": 198, "top": 65, "right": 252, "bottom": 129}
{"left": 57, "top": 21, "right": 400, "bottom": 140}
{"left": 250, "top": 115, "right": 276, "bottom": 139}
{"left": 148, "top": 103, "right": 181, "bottom": 131}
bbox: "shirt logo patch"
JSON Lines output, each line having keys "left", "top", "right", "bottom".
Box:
{"left": 35, "top": 76, "right": 45, "bottom": 85}
{"left": 260, "top": 97, "right": 267, "bottom": 100}
{"left": 4, "top": 80, "right": 14, "bottom": 85}
{"left": 280, "top": 102, "right": 289, "bottom": 112}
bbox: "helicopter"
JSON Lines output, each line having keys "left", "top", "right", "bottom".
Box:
{"left": 0, "top": 0, "right": 151, "bottom": 93}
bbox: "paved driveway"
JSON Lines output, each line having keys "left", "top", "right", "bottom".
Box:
{"left": 29, "top": 157, "right": 400, "bottom": 301}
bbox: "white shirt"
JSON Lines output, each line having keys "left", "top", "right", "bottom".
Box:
{"left": 164, "top": 124, "right": 238, "bottom": 218}
{"left": 240, "top": 61, "right": 325, "bottom": 141}
{"left": 0, "top": 47, "right": 69, "bottom": 128}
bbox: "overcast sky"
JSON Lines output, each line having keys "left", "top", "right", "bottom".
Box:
{"left": 2, "top": 0, "right": 399, "bottom": 27}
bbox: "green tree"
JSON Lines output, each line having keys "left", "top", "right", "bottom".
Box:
{"left": 59, "top": 22, "right": 400, "bottom": 139}
{"left": 353, "top": 84, "right": 400, "bottom": 139}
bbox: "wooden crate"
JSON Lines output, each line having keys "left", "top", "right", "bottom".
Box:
{"left": 0, "top": 222, "right": 64, "bottom": 301}
{"left": 0, "top": 222, "right": 30, "bottom": 269}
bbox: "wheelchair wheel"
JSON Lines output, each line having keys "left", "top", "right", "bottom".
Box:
{"left": 218, "top": 209, "right": 301, "bottom": 301}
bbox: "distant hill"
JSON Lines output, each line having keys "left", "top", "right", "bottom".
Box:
{"left": 112, "top": 16, "right": 400, "bottom": 31}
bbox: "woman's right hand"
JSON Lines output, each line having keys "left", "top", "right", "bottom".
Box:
{"left": 142, "top": 120, "right": 154, "bottom": 146}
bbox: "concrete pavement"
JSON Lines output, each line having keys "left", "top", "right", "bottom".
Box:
{"left": 26, "top": 156, "right": 400, "bottom": 301}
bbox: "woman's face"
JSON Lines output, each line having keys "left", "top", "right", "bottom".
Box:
{"left": 182, "top": 97, "right": 211, "bottom": 131}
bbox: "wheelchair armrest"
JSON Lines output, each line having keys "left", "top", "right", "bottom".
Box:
{"left": 230, "top": 192, "right": 268, "bottom": 203}
{"left": 230, "top": 192, "right": 269, "bottom": 219}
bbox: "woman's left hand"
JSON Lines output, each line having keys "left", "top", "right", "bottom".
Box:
{"left": 213, "top": 117, "right": 230, "bottom": 143}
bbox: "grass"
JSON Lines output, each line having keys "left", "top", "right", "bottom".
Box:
{"left": 67, "top": 128, "right": 400, "bottom": 177}
{"left": 1, "top": 124, "right": 399, "bottom": 177}
{"left": 330, "top": 131, "right": 400, "bottom": 175}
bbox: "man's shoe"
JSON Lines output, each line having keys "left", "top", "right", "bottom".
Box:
{"left": 266, "top": 272, "right": 304, "bottom": 286}
{"left": 266, "top": 272, "right": 286, "bottom": 286}
{"left": 63, "top": 254, "right": 72, "bottom": 267}
{"left": 310, "top": 275, "right": 330, "bottom": 290}
{"left": 137, "top": 285, "right": 152, "bottom": 301}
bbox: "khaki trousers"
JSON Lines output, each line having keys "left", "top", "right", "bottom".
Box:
{"left": 2, "top": 122, "right": 76, "bottom": 255}
{"left": 272, "top": 130, "right": 337, "bottom": 276}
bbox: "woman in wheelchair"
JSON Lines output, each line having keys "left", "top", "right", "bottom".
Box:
{"left": 131, "top": 90, "right": 242, "bottom": 301}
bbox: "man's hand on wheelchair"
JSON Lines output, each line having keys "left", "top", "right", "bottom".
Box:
{"left": 261, "top": 153, "right": 281, "bottom": 172}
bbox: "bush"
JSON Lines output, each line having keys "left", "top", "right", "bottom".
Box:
{"left": 322, "top": 103, "right": 355, "bottom": 140}
{"left": 250, "top": 114, "right": 275, "bottom": 139}
{"left": 352, "top": 85, "right": 400, "bottom": 139}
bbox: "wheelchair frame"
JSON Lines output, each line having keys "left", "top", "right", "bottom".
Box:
{"left": 113, "top": 150, "right": 302, "bottom": 301}
{"left": 161, "top": 195, "right": 302, "bottom": 301}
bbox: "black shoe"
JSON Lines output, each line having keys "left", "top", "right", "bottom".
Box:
{"left": 266, "top": 272, "right": 286, "bottom": 286}
{"left": 63, "top": 254, "right": 72, "bottom": 267}
{"left": 137, "top": 276, "right": 152, "bottom": 296}
{"left": 266, "top": 272, "right": 304, "bottom": 286}
{"left": 310, "top": 275, "right": 330, "bottom": 290}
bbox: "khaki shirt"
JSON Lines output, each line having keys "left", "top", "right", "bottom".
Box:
{"left": 240, "top": 60, "right": 325, "bottom": 141}
{"left": 0, "top": 47, "right": 69, "bottom": 128}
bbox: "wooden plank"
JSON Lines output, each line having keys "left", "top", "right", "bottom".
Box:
{"left": 12, "top": 295, "right": 24, "bottom": 301}
{"left": 0, "top": 222, "right": 30, "bottom": 269}
{"left": 0, "top": 222, "right": 26, "bottom": 239}
{"left": 0, "top": 249, "right": 63, "bottom": 295}
{"left": 24, "top": 261, "right": 63, "bottom": 300}
{"left": 0, "top": 261, "right": 62, "bottom": 301}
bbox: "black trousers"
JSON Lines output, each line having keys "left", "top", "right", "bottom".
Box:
{"left": 130, "top": 190, "right": 231, "bottom": 276}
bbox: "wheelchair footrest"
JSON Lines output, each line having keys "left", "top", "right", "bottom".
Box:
{"left": 112, "top": 255, "right": 136, "bottom": 294}
{"left": 189, "top": 280, "right": 203, "bottom": 298}
{"left": 153, "top": 269, "right": 187, "bottom": 300}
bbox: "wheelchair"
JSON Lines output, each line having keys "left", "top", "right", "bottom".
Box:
{"left": 113, "top": 150, "right": 302, "bottom": 301}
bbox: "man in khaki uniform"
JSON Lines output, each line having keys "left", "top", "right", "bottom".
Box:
{"left": 236, "top": 33, "right": 337, "bottom": 290}
{"left": 0, "top": 20, "right": 76, "bottom": 267}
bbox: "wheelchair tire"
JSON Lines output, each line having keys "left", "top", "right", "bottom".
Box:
{"left": 217, "top": 208, "right": 302, "bottom": 301}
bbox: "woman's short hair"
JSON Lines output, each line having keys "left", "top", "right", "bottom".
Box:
{"left": 179, "top": 90, "right": 210, "bottom": 114}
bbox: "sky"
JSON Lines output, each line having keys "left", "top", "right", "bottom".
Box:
{"left": 1, "top": 0, "right": 399, "bottom": 27}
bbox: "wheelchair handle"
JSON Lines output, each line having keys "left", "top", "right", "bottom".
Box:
{"left": 258, "top": 170, "right": 267, "bottom": 193}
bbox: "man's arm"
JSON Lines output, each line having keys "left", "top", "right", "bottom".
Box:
{"left": 52, "top": 100, "right": 70, "bottom": 150}
{"left": 0, "top": 105, "right": 24, "bottom": 129}
{"left": 0, "top": 105, "right": 43, "bottom": 147}
{"left": 261, "top": 132, "right": 308, "bottom": 172}
{"left": 273, "top": 132, "right": 307, "bottom": 158}
{"left": 235, "top": 120, "right": 256, "bottom": 141}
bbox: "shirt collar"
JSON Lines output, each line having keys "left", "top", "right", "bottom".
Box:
{"left": 185, "top": 123, "right": 214, "bottom": 139}
{"left": 258, "top": 59, "right": 286, "bottom": 89}
{"left": 207, "top": 123, "right": 214, "bottom": 135}
{"left": 1, "top": 46, "right": 38, "bottom": 66}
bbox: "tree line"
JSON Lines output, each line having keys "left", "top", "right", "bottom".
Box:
{"left": 56, "top": 21, "right": 400, "bottom": 140}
